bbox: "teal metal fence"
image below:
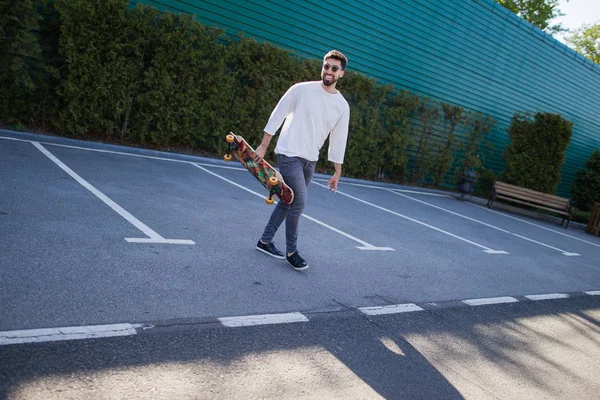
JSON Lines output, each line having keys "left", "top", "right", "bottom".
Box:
{"left": 135, "top": 0, "right": 600, "bottom": 197}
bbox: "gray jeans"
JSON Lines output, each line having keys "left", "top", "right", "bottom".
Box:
{"left": 261, "top": 154, "right": 317, "bottom": 254}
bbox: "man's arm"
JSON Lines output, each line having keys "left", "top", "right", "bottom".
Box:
{"left": 327, "top": 102, "right": 350, "bottom": 194}
{"left": 253, "top": 84, "right": 299, "bottom": 162}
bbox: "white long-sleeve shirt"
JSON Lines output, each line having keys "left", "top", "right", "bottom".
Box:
{"left": 264, "top": 81, "right": 350, "bottom": 164}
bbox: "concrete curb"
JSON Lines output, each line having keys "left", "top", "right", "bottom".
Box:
{"left": 2, "top": 290, "right": 599, "bottom": 345}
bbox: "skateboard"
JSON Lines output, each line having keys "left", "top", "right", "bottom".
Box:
{"left": 224, "top": 132, "right": 294, "bottom": 205}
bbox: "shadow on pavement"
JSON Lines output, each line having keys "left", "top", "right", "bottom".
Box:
{"left": 1, "top": 297, "right": 600, "bottom": 399}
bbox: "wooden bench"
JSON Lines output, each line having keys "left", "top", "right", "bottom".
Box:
{"left": 487, "top": 181, "right": 573, "bottom": 228}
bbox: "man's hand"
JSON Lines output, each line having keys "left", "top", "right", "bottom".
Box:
{"left": 327, "top": 163, "right": 342, "bottom": 193}
{"left": 253, "top": 144, "right": 267, "bottom": 163}
{"left": 327, "top": 173, "right": 341, "bottom": 193}
{"left": 253, "top": 132, "right": 273, "bottom": 163}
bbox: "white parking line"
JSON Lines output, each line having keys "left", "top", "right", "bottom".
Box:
{"left": 1, "top": 290, "right": 596, "bottom": 346}
{"left": 462, "top": 297, "right": 519, "bottom": 306}
{"left": 194, "top": 164, "right": 394, "bottom": 251}
{"left": 390, "top": 190, "right": 580, "bottom": 256}
{"left": 359, "top": 303, "right": 424, "bottom": 315}
{"left": 10, "top": 136, "right": 392, "bottom": 250}
{"left": 11, "top": 136, "right": 592, "bottom": 254}
{"left": 468, "top": 202, "right": 600, "bottom": 249}
{"left": 218, "top": 312, "right": 309, "bottom": 327}
{"left": 525, "top": 293, "right": 569, "bottom": 300}
{"left": 313, "top": 182, "right": 508, "bottom": 254}
{"left": 32, "top": 142, "right": 195, "bottom": 245}
{"left": 1, "top": 135, "right": 244, "bottom": 171}
{"left": 312, "top": 178, "right": 452, "bottom": 197}
{"left": 197, "top": 162, "right": 246, "bottom": 171}
{"left": 0, "top": 323, "right": 142, "bottom": 345}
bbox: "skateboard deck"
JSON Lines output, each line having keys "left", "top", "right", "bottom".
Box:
{"left": 224, "top": 132, "right": 294, "bottom": 205}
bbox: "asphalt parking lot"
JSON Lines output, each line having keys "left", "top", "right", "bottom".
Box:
{"left": 2, "top": 130, "right": 599, "bottom": 332}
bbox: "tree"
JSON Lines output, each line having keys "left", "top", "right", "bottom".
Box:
{"left": 0, "top": 0, "right": 45, "bottom": 124}
{"left": 501, "top": 112, "right": 573, "bottom": 194}
{"left": 570, "top": 149, "right": 600, "bottom": 212}
{"left": 495, "top": 0, "right": 568, "bottom": 35}
{"left": 431, "top": 103, "right": 463, "bottom": 187}
{"left": 566, "top": 23, "right": 600, "bottom": 65}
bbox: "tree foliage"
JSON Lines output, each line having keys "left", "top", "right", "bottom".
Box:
{"left": 54, "top": 0, "right": 228, "bottom": 145}
{"left": 410, "top": 98, "right": 440, "bottom": 184}
{"left": 432, "top": 103, "right": 463, "bottom": 187}
{"left": 0, "top": 0, "right": 46, "bottom": 124}
{"left": 501, "top": 112, "right": 573, "bottom": 194}
{"left": 566, "top": 23, "right": 600, "bottom": 65}
{"left": 0, "top": 0, "right": 497, "bottom": 189}
{"left": 454, "top": 112, "right": 496, "bottom": 184}
{"left": 380, "top": 90, "right": 421, "bottom": 182}
{"left": 570, "top": 149, "right": 600, "bottom": 212}
{"left": 495, "top": 0, "right": 567, "bottom": 35}
{"left": 225, "top": 38, "right": 317, "bottom": 153}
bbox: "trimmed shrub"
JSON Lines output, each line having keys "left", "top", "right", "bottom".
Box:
{"left": 335, "top": 72, "right": 393, "bottom": 179}
{"left": 432, "top": 103, "right": 463, "bottom": 186}
{"left": 225, "top": 37, "right": 317, "bottom": 155}
{"left": 380, "top": 89, "right": 421, "bottom": 182}
{"left": 474, "top": 167, "right": 496, "bottom": 197}
{"left": 135, "top": 9, "right": 227, "bottom": 149}
{"left": 54, "top": 0, "right": 228, "bottom": 149}
{"left": 570, "top": 149, "right": 600, "bottom": 212}
{"left": 453, "top": 112, "right": 496, "bottom": 185}
{"left": 54, "top": 0, "right": 140, "bottom": 137}
{"left": 0, "top": 0, "right": 45, "bottom": 125}
{"left": 1, "top": 0, "right": 496, "bottom": 190}
{"left": 410, "top": 98, "right": 440, "bottom": 184}
{"left": 501, "top": 112, "right": 573, "bottom": 194}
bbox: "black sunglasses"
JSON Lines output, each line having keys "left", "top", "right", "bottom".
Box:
{"left": 323, "top": 63, "right": 341, "bottom": 72}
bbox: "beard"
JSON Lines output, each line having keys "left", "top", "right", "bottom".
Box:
{"left": 322, "top": 73, "right": 337, "bottom": 86}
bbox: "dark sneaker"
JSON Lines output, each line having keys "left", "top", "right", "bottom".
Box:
{"left": 286, "top": 251, "right": 308, "bottom": 271}
{"left": 256, "top": 240, "right": 285, "bottom": 260}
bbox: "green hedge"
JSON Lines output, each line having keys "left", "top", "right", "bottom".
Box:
{"left": 0, "top": 0, "right": 46, "bottom": 126}
{"left": 501, "top": 112, "right": 573, "bottom": 194}
{"left": 53, "top": 0, "right": 229, "bottom": 146}
{"left": 1, "top": 0, "right": 499, "bottom": 189}
{"left": 570, "top": 149, "right": 600, "bottom": 212}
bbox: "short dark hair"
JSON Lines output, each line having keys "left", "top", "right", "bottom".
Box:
{"left": 323, "top": 50, "right": 348, "bottom": 71}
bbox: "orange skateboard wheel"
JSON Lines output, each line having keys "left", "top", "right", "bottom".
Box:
{"left": 268, "top": 176, "right": 279, "bottom": 187}
{"left": 226, "top": 134, "right": 234, "bottom": 143}
{"left": 266, "top": 196, "right": 275, "bottom": 205}
{"left": 224, "top": 154, "right": 232, "bottom": 162}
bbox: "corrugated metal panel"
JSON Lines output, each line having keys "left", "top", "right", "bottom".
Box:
{"left": 134, "top": 0, "right": 600, "bottom": 197}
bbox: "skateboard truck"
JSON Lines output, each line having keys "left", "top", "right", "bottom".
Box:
{"left": 266, "top": 176, "right": 280, "bottom": 205}
{"left": 224, "top": 134, "right": 236, "bottom": 162}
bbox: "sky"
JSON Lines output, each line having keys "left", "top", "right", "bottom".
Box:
{"left": 551, "top": 0, "right": 600, "bottom": 43}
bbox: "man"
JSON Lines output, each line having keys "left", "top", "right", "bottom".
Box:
{"left": 253, "top": 49, "right": 350, "bottom": 271}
